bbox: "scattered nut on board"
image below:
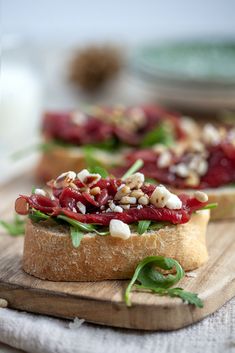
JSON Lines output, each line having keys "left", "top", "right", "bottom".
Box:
{"left": 0, "top": 298, "right": 8, "bottom": 308}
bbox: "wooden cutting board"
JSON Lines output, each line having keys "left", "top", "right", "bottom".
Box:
{"left": 0, "top": 173, "right": 235, "bottom": 331}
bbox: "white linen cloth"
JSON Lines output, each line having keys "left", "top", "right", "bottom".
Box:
{"left": 0, "top": 299, "right": 234, "bottom": 353}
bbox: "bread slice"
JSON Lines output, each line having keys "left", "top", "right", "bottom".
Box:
{"left": 35, "top": 146, "right": 125, "bottom": 181}
{"left": 23, "top": 210, "right": 209, "bottom": 282}
{"left": 172, "top": 187, "right": 235, "bottom": 221}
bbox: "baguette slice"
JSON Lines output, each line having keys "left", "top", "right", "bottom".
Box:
{"left": 35, "top": 147, "right": 125, "bottom": 182}
{"left": 23, "top": 210, "right": 209, "bottom": 282}
{"left": 172, "top": 187, "right": 235, "bottom": 221}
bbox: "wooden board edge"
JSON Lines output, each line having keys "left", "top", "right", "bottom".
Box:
{"left": 1, "top": 280, "right": 235, "bottom": 331}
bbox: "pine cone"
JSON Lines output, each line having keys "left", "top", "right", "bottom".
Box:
{"left": 69, "top": 45, "right": 123, "bottom": 92}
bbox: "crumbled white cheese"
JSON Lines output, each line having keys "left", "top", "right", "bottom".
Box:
{"left": 120, "top": 204, "right": 130, "bottom": 210}
{"left": 172, "top": 163, "right": 189, "bottom": 178}
{"left": 150, "top": 184, "right": 172, "bottom": 208}
{"left": 77, "top": 201, "right": 86, "bottom": 214}
{"left": 109, "top": 201, "right": 123, "bottom": 213}
{"left": 76, "top": 169, "right": 101, "bottom": 186}
{"left": 157, "top": 151, "right": 172, "bottom": 168}
{"left": 109, "top": 219, "right": 131, "bottom": 239}
{"left": 165, "top": 194, "right": 182, "bottom": 210}
{"left": 180, "top": 116, "right": 197, "bottom": 136}
{"left": 202, "top": 124, "right": 221, "bottom": 145}
{"left": 76, "top": 169, "right": 90, "bottom": 182}
{"left": 71, "top": 111, "right": 88, "bottom": 125}
{"left": 34, "top": 188, "right": 47, "bottom": 196}
{"left": 150, "top": 185, "right": 182, "bottom": 210}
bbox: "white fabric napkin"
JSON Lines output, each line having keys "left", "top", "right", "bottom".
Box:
{"left": 0, "top": 299, "right": 235, "bottom": 353}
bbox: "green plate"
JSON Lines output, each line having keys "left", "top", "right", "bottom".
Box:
{"left": 132, "top": 40, "right": 235, "bottom": 87}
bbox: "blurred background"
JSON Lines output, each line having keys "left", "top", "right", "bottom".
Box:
{"left": 1, "top": 0, "right": 235, "bottom": 180}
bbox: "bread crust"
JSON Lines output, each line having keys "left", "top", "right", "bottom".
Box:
{"left": 23, "top": 211, "right": 209, "bottom": 282}
{"left": 35, "top": 147, "right": 126, "bottom": 182}
{"left": 35, "top": 148, "right": 86, "bottom": 182}
{"left": 172, "top": 187, "right": 235, "bottom": 221}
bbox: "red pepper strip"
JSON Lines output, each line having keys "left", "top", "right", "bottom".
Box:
{"left": 59, "top": 188, "right": 85, "bottom": 208}
{"left": 16, "top": 195, "right": 57, "bottom": 215}
{"left": 52, "top": 206, "right": 190, "bottom": 225}
{"left": 15, "top": 197, "right": 29, "bottom": 215}
{"left": 182, "top": 195, "right": 207, "bottom": 213}
{"left": 97, "top": 189, "right": 110, "bottom": 206}
{"left": 82, "top": 192, "right": 99, "bottom": 207}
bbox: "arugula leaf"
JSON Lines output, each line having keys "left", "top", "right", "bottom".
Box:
{"left": 149, "top": 221, "right": 170, "bottom": 231}
{"left": 122, "top": 159, "right": 144, "bottom": 180}
{"left": 70, "top": 227, "right": 84, "bottom": 247}
{"left": 167, "top": 288, "right": 203, "bottom": 308}
{"left": 58, "top": 215, "right": 95, "bottom": 231}
{"left": 136, "top": 257, "right": 184, "bottom": 290}
{"left": 29, "top": 210, "right": 50, "bottom": 222}
{"left": 0, "top": 215, "right": 25, "bottom": 236}
{"left": 141, "top": 123, "right": 174, "bottom": 147}
{"left": 57, "top": 215, "right": 109, "bottom": 236}
{"left": 200, "top": 203, "right": 218, "bottom": 210}
{"left": 137, "top": 220, "right": 151, "bottom": 235}
{"left": 125, "top": 256, "right": 203, "bottom": 308}
{"left": 125, "top": 256, "right": 184, "bottom": 306}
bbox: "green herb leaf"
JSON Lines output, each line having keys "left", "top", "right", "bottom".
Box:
{"left": 58, "top": 215, "right": 95, "bottom": 231}
{"left": 57, "top": 215, "right": 109, "bottom": 236}
{"left": 200, "top": 203, "right": 218, "bottom": 210}
{"left": 167, "top": 287, "right": 203, "bottom": 308}
{"left": 141, "top": 123, "right": 174, "bottom": 147}
{"left": 125, "top": 256, "right": 184, "bottom": 306}
{"left": 136, "top": 257, "right": 184, "bottom": 290}
{"left": 137, "top": 220, "right": 151, "bottom": 235}
{"left": 125, "top": 256, "right": 203, "bottom": 308}
{"left": 0, "top": 215, "right": 25, "bottom": 236}
{"left": 122, "top": 159, "right": 144, "bottom": 180}
{"left": 70, "top": 227, "right": 84, "bottom": 247}
{"left": 29, "top": 210, "right": 50, "bottom": 222}
{"left": 149, "top": 221, "right": 170, "bottom": 231}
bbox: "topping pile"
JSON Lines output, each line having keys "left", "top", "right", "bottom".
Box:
{"left": 115, "top": 124, "right": 235, "bottom": 189}
{"left": 42, "top": 105, "right": 185, "bottom": 148}
{"left": 15, "top": 168, "right": 209, "bottom": 240}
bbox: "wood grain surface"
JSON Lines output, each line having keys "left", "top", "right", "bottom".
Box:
{"left": 0, "top": 173, "right": 235, "bottom": 331}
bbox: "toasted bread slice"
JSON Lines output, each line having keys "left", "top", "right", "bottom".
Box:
{"left": 23, "top": 210, "right": 209, "bottom": 282}
{"left": 35, "top": 147, "right": 125, "bottom": 182}
{"left": 172, "top": 187, "right": 235, "bottom": 220}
